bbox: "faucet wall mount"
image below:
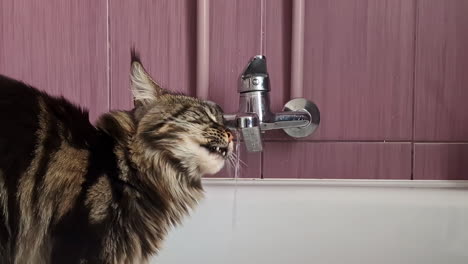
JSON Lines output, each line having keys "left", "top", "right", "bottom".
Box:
{"left": 224, "top": 55, "right": 320, "bottom": 152}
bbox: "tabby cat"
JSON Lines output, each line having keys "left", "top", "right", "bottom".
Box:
{"left": 0, "top": 51, "right": 233, "bottom": 263}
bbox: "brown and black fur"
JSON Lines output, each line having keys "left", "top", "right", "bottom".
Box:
{"left": 0, "top": 52, "right": 233, "bottom": 263}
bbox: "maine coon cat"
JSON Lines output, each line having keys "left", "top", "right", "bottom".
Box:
{"left": 0, "top": 51, "right": 233, "bottom": 263}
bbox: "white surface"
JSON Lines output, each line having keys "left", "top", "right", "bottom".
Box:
{"left": 152, "top": 179, "right": 468, "bottom": 264}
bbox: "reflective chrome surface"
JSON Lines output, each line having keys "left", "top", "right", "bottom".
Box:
{"left": 223, "top": 55, "right": 320, "bottom": 152}
{"left": 238, "top": 55, "right": 270, "bottom": 93}
{"left": 238, "top": 91, "right": 274, "bottom": 122}
{"left": 282, "top": 98, "right": 320, "bottom": 138}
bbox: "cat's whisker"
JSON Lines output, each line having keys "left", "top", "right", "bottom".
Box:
{"left": 228, "top": 159, "right": 235, "bottom": 169}
{"left": 229, "top": 152, "right": 247, "bottom": 167}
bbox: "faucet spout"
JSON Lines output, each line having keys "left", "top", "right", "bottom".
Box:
{"left": 224, "top": 113, "right": 263, "bottom": 152}
{"left": 223, "top": 55, "right": 320, "bottom": 152}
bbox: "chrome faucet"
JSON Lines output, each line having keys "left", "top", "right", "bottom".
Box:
{"left": 223, "top": 55, "right": 320, "bottom": 152}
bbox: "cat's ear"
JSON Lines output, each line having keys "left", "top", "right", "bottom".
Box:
{"left": 130, "top": 52, "right": 166, "bottom": 106}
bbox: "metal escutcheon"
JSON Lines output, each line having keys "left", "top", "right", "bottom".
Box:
{"left": 282, "top": 98, "right": 320, "bottom": 138}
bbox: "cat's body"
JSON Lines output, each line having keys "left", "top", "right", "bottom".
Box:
{"left": 0, "top": 53, "right": 232, "bottom": 263}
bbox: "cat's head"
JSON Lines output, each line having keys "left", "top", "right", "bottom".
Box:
{"left": 129, "top": 54, "right": 233, "bottom": 176}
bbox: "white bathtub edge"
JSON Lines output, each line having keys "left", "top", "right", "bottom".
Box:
{"left": 202, "top": 178, "right": 468, "bottom": 189}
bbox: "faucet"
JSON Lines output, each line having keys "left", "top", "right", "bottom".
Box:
{"left": 223, "top": 55, "right": 320, "bottom": 152}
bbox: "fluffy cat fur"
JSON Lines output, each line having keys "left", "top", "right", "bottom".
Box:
{"left": 0, "top": 51, "right": 233, "bottom": 263}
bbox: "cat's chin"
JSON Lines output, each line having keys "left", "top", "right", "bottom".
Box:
{"left": 174, "top": 137, "right": 230, "bottom": 176}
{"left": 197, "top": 141, "right": 233, "bottom": 176}
{"left": 199, "top": 157, "right": 225, "bottom": 175}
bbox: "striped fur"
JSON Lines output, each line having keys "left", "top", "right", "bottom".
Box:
{"left": 0, "top": 53, "right": 233, "bottom": 263}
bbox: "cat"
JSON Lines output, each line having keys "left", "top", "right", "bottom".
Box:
{"left": 0, "top": 51, "right": 233, "bottom": 263}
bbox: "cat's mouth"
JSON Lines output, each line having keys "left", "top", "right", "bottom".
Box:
{"left": 200, "top": 144, "right": 228, "bottom": 158}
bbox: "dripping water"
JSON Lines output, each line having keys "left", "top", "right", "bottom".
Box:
{"left": 231, "top": 130, "right": 241, "bottom": 230}
{"left": 234, "top": 130, "right": 241, "bottom": 180}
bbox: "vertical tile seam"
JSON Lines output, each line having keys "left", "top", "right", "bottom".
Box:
{"left": 260, "top": 0, "right": 266, "bottom": 179}
{"left": 106, "top": 0, "right": 111, "bottom": 112}
{"left": 411, "top": 0, "right": 419, "bottom": 180}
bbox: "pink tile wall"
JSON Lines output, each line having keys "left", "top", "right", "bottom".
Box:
{"left": 208, "top": 0, "right": 262, "bottom": 114}
{"left": 412, "top": 0, "right": 468, "bottom": 180}
{"left": 1, "top": 0, "right": 468, "bottom": 180}
{"left": 109, "top": 0, "right": 197, "bottom": 110}
{"left": 0, "top": 0, "right": 108, "bottom": 121}
{"left": 264, "top": 142, "right": 412, "bottom": 179}
{"left": 207, "top": 0, "right": 263, "bottom": 178}
{"left": 263, "top": 0, "right": 468, "bottom": 180}
{"left": 300, "top": 0, "right": 415, "bottom": 141}
{"left": 414, "top": 0, "right": 468, "bottom": 141}
{"left": 263, "top": 0, "right": 417, "bottom": 179}
{"left": 264, "top": 0, "right": 415, "bottom": 142}
{"left": 414, "top": 144, "right": 468, "bottom": 180}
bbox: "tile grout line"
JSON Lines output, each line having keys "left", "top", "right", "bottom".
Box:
{"left": 106, "top": 0, "right": 111, "bottom": 112}
{"left": 260, "top": 0, "right": 266, "bottom": 179}
{"left": 411, "top": 0, "right": 419, "bottom": 180}
{"left": 262, "top": 139, "right": 468, "bottom": 144}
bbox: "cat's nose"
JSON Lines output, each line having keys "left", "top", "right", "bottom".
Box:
{"left": 226, "top": 130, "right": 233, "bottom": 143}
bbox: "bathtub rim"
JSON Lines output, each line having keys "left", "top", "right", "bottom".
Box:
{"left": 202, "top": 178, "right": 468, "bottom": 189}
